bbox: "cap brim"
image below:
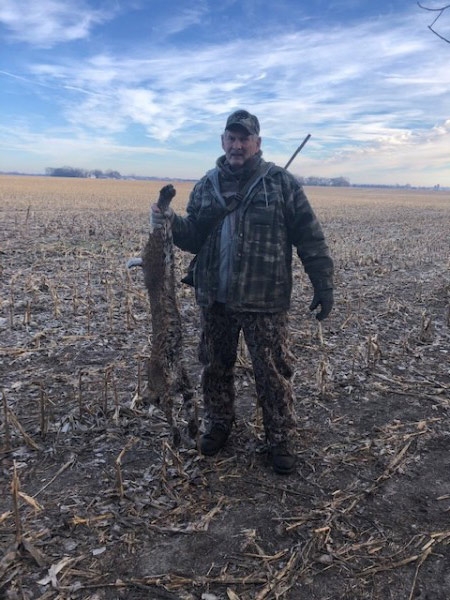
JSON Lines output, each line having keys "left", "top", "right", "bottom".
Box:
{"left": 226, "top": 123, "right": 253, "bottom": 135}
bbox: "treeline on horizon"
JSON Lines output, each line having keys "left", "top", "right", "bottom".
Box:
{"left": 45, "top": 166, "right": 352, "bottom": 187}
{"left": 45, "top": 167, "right": 122, "bottom": 179}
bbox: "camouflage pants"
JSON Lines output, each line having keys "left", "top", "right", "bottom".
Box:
{"left": 199, "top": 303, "right": 297, "bottom": 446}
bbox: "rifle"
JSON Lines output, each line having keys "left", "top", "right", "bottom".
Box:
{"left": 284, "top": 134, "right": 311, "bottom": 170}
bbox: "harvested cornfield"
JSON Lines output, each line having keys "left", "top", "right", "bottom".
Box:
{"left": 1, "top": 175, "right": 449, "bottom": 599}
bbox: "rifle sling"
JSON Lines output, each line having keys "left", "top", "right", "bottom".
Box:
{"left": 181, "top": 167, "right": 269, "bottom": 286}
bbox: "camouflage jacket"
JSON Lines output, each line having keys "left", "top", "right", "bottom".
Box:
{"left": 172, "top": 155, "right": 333, "bottom": 312}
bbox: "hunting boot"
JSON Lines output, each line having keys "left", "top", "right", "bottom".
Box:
{"left": 270, "top": 441, "right": 296, "bottom": 475}
{"left": 200, "top": 423, "right": 231, "bottom": 456}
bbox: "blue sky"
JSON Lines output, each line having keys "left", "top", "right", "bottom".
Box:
{"left": 1, "top": 0, "right": 449, "bottom": 186}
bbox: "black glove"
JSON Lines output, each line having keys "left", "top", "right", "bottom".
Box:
{"left": 309, "top": 288, "right": 333, "bottom": 321}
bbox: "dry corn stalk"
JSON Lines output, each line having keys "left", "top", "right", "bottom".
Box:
{"left": 316, "top": 357, "right": 332, "bottom": 397}
{"left": 6, "top": 408, "right": 40, "bottom": 450}
{"left": 367, "top": 334, "right": 382, "bottom": 367}
{"left": 2, "top": 390, "right": 11, "bottom": 451}
{"left": 11, "top": 462, "right": 22, "bottom": 544}
{"left": 115, "top": 438, "right": 136, "bottom": 498}
{"left": 37, "top": 382, "right": 48, "bottom": 439}
{"left": 419, "top": 311, "right": 434, "bottom": 343}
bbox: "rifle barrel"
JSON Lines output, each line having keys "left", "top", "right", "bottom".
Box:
{"left": 284, "top": 134, "right": 311, "bottom": 170}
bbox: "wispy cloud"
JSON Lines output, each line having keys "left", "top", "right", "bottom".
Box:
{"left": 0, "top": 1, "right": 449, "bottom": 184}
{"left": 27, "top": 16, "right": 448, "bottom": 138}
{"left": 0, "top": 0, "right": 112, "bottom": 47}
{"left": 160, "top": 3, "right": 209, "bottom": 37}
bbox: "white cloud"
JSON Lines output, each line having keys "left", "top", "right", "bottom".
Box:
{"left": 160, "top": 3, "right": 209, "bottom": 37}
{"left": 0, "top": 122, "right": 196, "bottom": 175}
{"left": 0, "top": 0, "right": 112, "bottom": 47}
{"left": 1, "top": 4, "right": 449, "bottom": 184}
{"left": 294, "top": 119, "right": 450, "bottom": 185}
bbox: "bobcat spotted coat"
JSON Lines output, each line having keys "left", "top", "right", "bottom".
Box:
{"left": 141, "top": 184, "right": 195, "bottom": 444}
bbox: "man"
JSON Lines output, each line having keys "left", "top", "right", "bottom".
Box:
{"left": 152, "top": 109, "right": 333, "bottom": 474}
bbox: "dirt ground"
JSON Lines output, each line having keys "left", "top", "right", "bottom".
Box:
{"left": 1, "top": 177, "right": 450, "bottom": 600}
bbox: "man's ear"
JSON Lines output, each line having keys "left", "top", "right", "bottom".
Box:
{"left": 221, "top": 133, "right": 225, "bottom": 150}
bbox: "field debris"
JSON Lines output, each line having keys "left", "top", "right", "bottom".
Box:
{"left": 1, "top": 177, "right": 450, "bottom": 599}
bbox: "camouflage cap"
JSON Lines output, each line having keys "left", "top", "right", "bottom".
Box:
{"left": 225, "top": 109, "right": 260, "bottom": 136}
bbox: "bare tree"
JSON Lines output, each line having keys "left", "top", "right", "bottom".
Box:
{"left": 418, "top": 2, "right": 450, "bottom": 43}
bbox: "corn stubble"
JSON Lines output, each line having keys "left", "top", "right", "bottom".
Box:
{"left": 1, "top": 176, "right": 450, "bottom": 599}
